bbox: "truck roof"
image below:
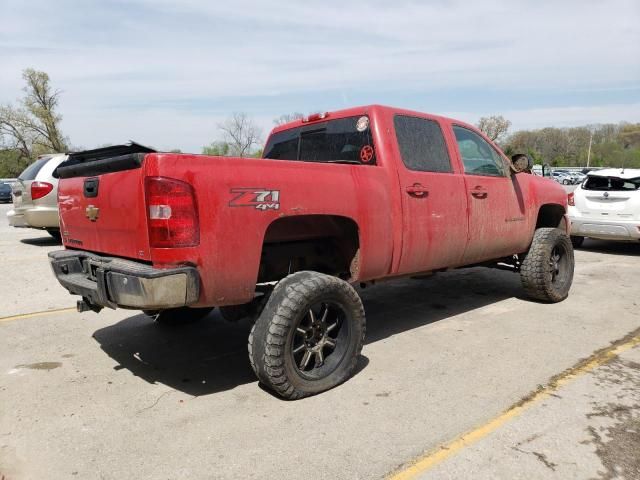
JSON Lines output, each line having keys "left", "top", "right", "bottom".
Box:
{"left": 270, "top": 104, "right": 469, "bottom": 135}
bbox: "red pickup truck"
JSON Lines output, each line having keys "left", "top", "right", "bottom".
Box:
{"left": 49, "top": 105, "right": 574, "bottom": 399}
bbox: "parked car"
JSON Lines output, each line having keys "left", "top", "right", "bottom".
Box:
{"left": 0, "top": 179, "right": 14, "bottom": 203}
{"left": 573, "top": 172, "right": 587, "bottom": 184}
{"left": 48, "top": 105, "right": 574, "bottom": 399}
{"left": 552, "top": 171, "right": 574, "bottom": 185}
{"left": 7, "top": 154, "right": 67, "bottom": 240}
{"left": 568, "top": 168, "right": 640, "bottom": 247}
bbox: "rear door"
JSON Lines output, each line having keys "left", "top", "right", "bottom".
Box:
{"left": 394, "top": 115, "right": 468, "bottom": 274}
{"left": 452, "top": 125, "right": 531, "bottom": 264}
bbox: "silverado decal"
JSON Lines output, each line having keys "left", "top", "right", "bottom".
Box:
{"left": 229, "top": 188, "right": 280, "bottom": 211}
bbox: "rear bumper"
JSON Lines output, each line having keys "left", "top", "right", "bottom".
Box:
{"left": 7, "top": 209, "right": 28, "bottom": 227}
{"left": 569, "top": 216, "right": 640, "bottom": 241}
{"left": 7, "top": 206, "right": 59, "bottom": 228}
{"left": 48, "top": 250, "right": 200, "bottom": 310}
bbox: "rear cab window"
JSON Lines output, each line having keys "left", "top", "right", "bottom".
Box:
{"left": 18, "top": 157, "right": 51, "bottom": 181}
{"left": 583, "top": 176, "right": 640, "bottom": 191}
{"left": 263, "top": 116, "right": 376, "bottom": 165}
{"left": 394, "top": 115, "right": 452, "bottom": 173}
{"left": 453, "top": 126, "right": 507, "bottom": 177}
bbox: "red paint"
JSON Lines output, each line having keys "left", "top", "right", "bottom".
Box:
{"left": 57, "top": 105, "right": 568, "bottom": 307}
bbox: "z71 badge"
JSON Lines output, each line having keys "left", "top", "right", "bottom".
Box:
{"left": 229, "top": 188, "right": 280, "bottom": 211}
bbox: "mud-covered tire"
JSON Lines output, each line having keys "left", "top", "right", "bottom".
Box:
{"left": 520, "top": 228, "right": 574, "bottom": 303}
{"left": 570, "top": 235, "right": 585, "bottom": 248}
{"left": 248, "top": 271, "right": 365, "bottom": 400}
{"left": 145, "top": 307, "right": 214, "bottom": 325}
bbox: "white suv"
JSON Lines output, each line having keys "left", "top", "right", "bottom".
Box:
{"left": 568, "top": 168, "right": 640, "bottom": 247}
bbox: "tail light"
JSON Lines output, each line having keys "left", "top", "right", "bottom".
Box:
{"left": 568, "top": 192, "right": 575, "bottom": 206}
{"left": 145, "top": 177, "right": 199, "bottom": 248}
{"left": 31, "top": 181, "right": 54, "bottom": 200}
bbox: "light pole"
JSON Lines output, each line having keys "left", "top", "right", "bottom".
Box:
{"left": 586, "top": 128, "right": 593, "bottom": 168}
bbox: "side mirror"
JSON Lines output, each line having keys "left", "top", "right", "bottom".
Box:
{"left": 510, "top": 154, "right": 533, "bottom": 174}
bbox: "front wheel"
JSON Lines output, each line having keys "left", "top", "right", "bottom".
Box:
{"left": 520, "top": 228, "right": 574, "bottom": 302}
{"left": 248, "top": 271, "right": 365, "bottom": 399}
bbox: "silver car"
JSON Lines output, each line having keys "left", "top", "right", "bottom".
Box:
{"left": 7, "top": 154, "right": 67, "bottom": 240}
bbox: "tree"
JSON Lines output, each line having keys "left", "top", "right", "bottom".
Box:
{"left": 0, "top": 69, "right": 68, "bottom": 162}
{"left": 217, "top": 113, "right": 262, "bottom": 157}
{"left": 477, "top": 115, "right": 511, "bottom": 143}
{"left": 202, "top": 141, "right": 230, "bottom": 156}
{"left": 619, "top": 123, "right": 640, "bottom": 149}
{"left": 274, "top": 112, "right": 304, "bottom": 125}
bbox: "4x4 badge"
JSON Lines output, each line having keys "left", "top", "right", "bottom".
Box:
{"left": 229, "top": 188, "right": 280, "bottom": 211}
{"left": 85, "top": 205, "right": 100, "bottom": 221}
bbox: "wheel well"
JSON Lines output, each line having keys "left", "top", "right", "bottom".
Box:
{"left": 258, "top": 215, "right": 360, "bottom": 283}
{"left": 536, "top": 204, "right": 566, "bottom": 230}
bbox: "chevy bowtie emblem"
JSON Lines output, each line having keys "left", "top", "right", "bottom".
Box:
{"left": 85, "top": 205, "right": 100, "bottom": 221}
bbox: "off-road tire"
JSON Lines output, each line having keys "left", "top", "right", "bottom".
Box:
{"left": 570, "top": 235, "right": 585, "bottom": 248}
{"left": 144, "top": 307, "right": 214, "bottom": 325}
{"left": 520, "top": 228, "right": 574, "bottom": 303}
{"left": 248, "top": 271, "right": 365, "bottom": 399}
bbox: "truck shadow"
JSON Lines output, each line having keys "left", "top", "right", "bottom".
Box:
{"left": 92, "top": 267, "right": 520, "bottom": 397}
{"left": 20, "top": 235, "right": 61, "bottom": 246}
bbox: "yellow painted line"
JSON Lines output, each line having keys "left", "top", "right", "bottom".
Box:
{"left": 0, "top": 307, "right": 77, "bottom": 324}
{"left": 389, "top": 330, "right": 640, "bottom": 480}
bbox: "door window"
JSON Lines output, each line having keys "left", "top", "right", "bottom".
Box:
{"left": 394, "top": 115, "right": 452, "bottom": 173}
{"left": 453, "top": 126, "right": 506, "bottom": 177}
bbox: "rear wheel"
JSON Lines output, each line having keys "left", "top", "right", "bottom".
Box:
{"left": 520, "top": 228, "right": 574, "bottom": 302}
{"left": 248, "top": 271, "right": 365, "bottom": 399}
{"left": 46, "top": 229, "right": 61, "bottom": 242}
{"left": 570, "top": 235, "right": 585, "bottom": 248}
{"left": 144, "top": 307, "right": 214, "bottom": 325}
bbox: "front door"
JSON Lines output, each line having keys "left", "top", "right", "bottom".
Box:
{"left": 394, "top": 115, "right": 469, "bottom": 274}
{"left": 452, "top": 125, "right": 530, "bottom": 264}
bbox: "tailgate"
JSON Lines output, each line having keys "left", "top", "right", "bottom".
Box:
{"left": 57, "top": 143, "right": 155, "bottom": 261}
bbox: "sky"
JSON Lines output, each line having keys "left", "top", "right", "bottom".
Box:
{"left": 1, "top": 0, "right": 639, "bottom": 152}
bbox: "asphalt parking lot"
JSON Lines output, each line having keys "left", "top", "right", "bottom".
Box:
{"left": 1, "top": 202, "right": 639, "bottom": 480}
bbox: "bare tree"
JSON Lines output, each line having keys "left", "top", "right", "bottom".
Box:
{"left": 477, "top": 115, "right": 511, "bottom": 143}
{"left": 0, "top": 68, "right": 68, "bottom": 160}
{"left": 274, "top": 112, "right": 304, "bottom": 126}
{"left": 218, "top": 112, "right": 262, "bottom": 157}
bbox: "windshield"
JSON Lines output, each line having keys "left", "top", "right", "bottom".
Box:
{"left": 583, "top": 176, "right": 640, "bottom": 191}
{"left": 263, "top": 116, "right": 376, "bottom": 164}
